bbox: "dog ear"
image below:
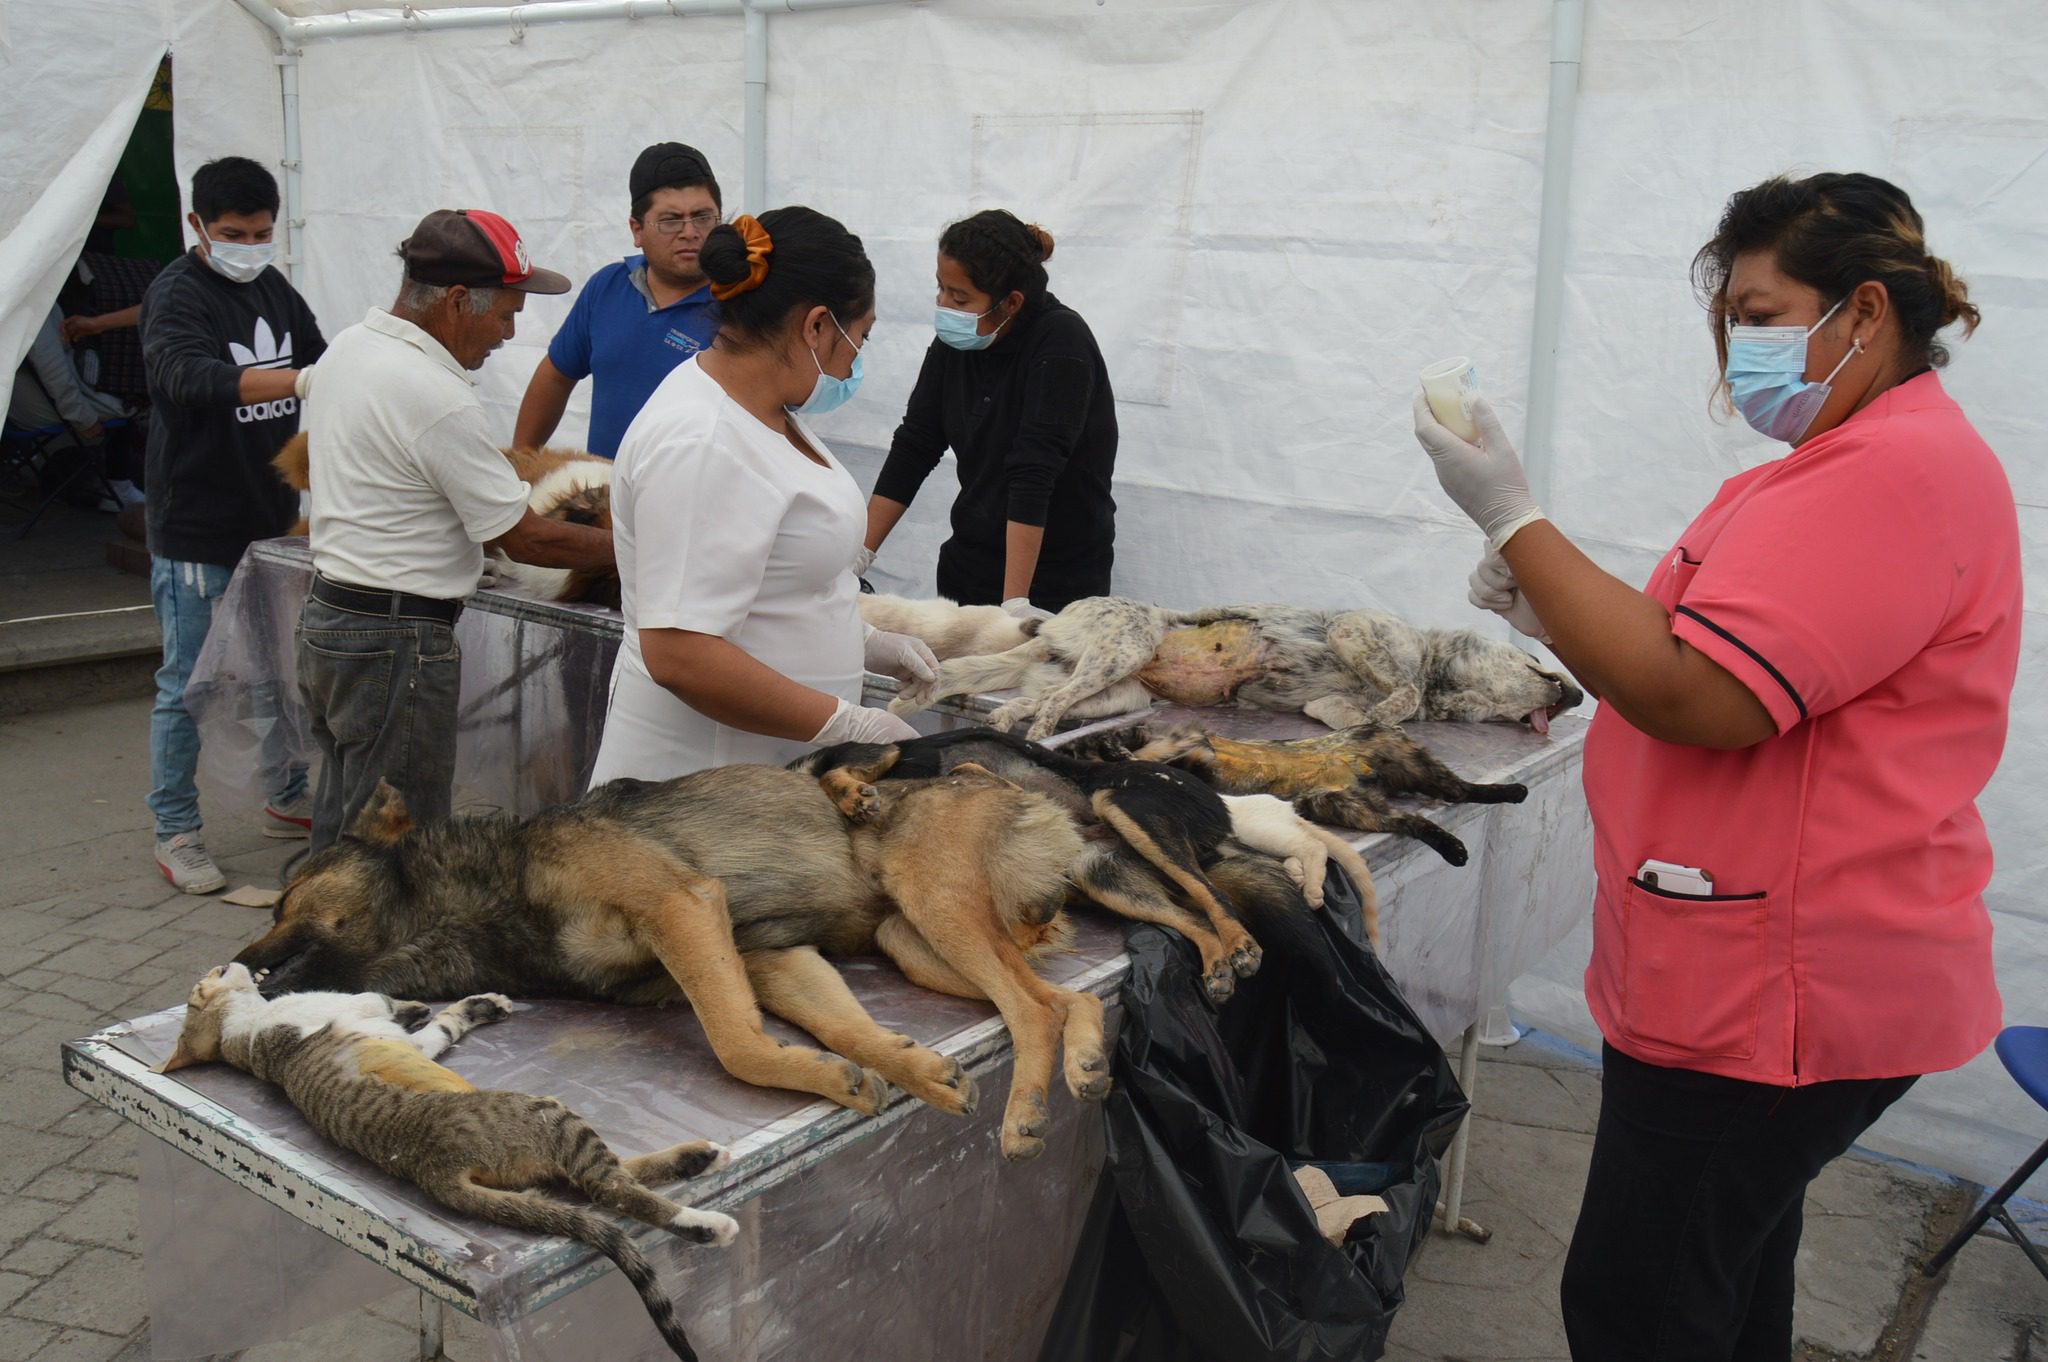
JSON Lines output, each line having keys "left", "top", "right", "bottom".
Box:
{"left": 349, "top": 781, "right": 414, "bottom": 844}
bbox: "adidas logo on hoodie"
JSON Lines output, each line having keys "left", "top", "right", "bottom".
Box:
{"left": 231, "top": 318, "right": 297, "bottom": 423}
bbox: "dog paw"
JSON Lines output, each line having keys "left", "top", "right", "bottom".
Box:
{"left": 832, "top": 1059, "right": 889, "bottom": 1116}
{"left": 1228, "top": 941, "right": 1263, "bottom": 979}
{"left": 903, "top": 1051, "right": 978, "bottom": 1117}
{"left": 390, "top": 1001, "right": 433, "bottom": 1030}
{"left": 457, "top": 994, "right": 513, "bottom": 1024}
{"left": 671, "top": 1208, "right": 740, "bottom": 1247}
{"left": 1202, "top": 959, "right": 1238, "bottom": 1004}
{"left": 1001, "top": 1094, "right": 1052, "bottom": 1162}
{"left": 1066, "top": 1049, "right": 1112, "bottom": 1102}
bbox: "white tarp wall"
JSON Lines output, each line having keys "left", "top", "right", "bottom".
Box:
{"left": 68, "top": 0, "right": 2048, "bottom": 1194}
{"left": 0, "top": 0, "right": 170, "bottom": 379}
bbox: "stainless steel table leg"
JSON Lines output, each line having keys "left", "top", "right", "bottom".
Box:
{"left": 419, "top": 1292, "right": 445, "bottom": 1360}
{"left": 1435, "top": 1022, "right": 1492, "bottom": 1242}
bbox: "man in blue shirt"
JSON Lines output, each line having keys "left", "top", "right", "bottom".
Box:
{"left": 513, "top": 143, "right": 722, "bottom": 457}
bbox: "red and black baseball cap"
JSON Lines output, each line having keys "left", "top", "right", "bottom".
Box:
{"left": 398, "top": 209, "right": 570, "bottom": 295}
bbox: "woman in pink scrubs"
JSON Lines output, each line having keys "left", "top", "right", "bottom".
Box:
{"left": 1412, "top": 172, "right": 2020, "bottom": 1360}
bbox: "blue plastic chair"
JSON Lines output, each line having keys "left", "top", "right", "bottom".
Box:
{"left": 1922, "top": 1026, "right": 2048, "bottom": 1282}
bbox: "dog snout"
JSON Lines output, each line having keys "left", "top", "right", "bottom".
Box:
{"left": 1540, "top": 672, "right": 1585, "bottom": 715}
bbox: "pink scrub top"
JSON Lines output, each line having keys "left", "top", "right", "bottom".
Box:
{"left": 1581, "top": 372, "right": 2021, "bottom": 1086}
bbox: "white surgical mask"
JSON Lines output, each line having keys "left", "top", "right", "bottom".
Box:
{"left": 199, "top": 227, "right": 277, "bottom": 285}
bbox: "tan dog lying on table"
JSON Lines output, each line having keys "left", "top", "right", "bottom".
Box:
{"left": 890, "top": 597, "right": 1584, "bottom": 742}
{"left": 271, "top": 433, "right": 620, "bottom": 606}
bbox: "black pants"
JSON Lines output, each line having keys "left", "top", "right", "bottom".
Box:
{"left": 936, "top": 541, "right": 1109, "bottom": 614}
{"left": 1560, "top": 1044, "right": 1914, "bottom": 1362}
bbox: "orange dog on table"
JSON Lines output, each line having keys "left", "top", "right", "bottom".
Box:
{"left": 270, "top": 432, "right": 620, "bottom": 606}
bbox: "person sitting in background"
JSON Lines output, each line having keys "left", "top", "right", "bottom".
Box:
{"left": 862, "top": 209, "right": 1118, "bottom": 616}
{"left": 8, "top": 303, "right": 139, "bottom": 507}
{"left": 138, "top": 155, "right": 325, "bottom": 894}
{"left": 513, "top": 142, "right": 723, "bottom": 458}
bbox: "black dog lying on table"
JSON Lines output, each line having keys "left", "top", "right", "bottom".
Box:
{"left": 796, "top": 730, "right": 1285, "bottom": 1003}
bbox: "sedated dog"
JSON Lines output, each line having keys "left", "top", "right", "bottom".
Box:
{"left": 814, "top": 762, "right": 1109, "bottom": 1160}
{"left": 1070, "top": 722, "right": 1532, "bottom": 867}
{"left": 237, "top": 771, "right": 1058, "bottom": 1126}
{"left": 889, "top": 596, "right": 1584, "bottom": 742}
{"left": 795, "top": 728, "right": 1380, "bottom": 992}
{"left": 271, "top": 433, "right": 621, "bottom": 607}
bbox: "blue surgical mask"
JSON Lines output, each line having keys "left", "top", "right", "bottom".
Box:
{"left": 1724, "top": 298, "right": 1861, "bottom": 443}
{"left": 794, "top": 315, "right": 864, "bottom": 416}
{"left": 934, "top": 304, "right": 1006, "bottom": 351}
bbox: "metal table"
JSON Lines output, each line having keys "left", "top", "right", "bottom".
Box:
{"left": 78, "top": 541, "right": 1593, "bottom": 1358}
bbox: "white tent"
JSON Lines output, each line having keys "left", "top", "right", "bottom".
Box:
{"left": 5, "top": 0, "right": 2044, "bottom": 1196}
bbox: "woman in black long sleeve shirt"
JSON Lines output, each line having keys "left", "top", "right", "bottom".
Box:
{"left": 864, "top": 211, "right": 1117, "bottom": 613}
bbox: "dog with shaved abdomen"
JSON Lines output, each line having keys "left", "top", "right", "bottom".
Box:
{"left": 271, "top": 433, "right": 621, "bottom": 607}
{"left": 891, "top": 596, "right": 1584, "bottom": 742}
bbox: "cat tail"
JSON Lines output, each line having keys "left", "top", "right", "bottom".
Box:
{"left": 428, "top": 1173, "right": 698, "bottom": 1362}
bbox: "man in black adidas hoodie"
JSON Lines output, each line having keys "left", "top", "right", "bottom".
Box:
{"left": 139, "top": 156, "right": 326, "bottom": 894}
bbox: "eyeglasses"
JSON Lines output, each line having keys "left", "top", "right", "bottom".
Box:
{"left": 647, "top": 210, "right": 720, "bottom": 237}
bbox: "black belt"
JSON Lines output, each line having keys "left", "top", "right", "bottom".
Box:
{"left": 309, "top": 574, "right": 464, "bottom": 625}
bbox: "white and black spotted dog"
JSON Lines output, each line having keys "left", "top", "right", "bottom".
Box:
{"left": 890, "top": 597, "right": 1584, "bottom": 743}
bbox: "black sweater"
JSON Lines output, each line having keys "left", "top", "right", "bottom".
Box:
{"left": 140, "top": 251, "right": 326, "bottom": 566}
{"left": 873, "top": 293, "right": 1117, "bottom": 609}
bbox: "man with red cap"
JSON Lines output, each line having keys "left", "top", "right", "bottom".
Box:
{"left": 294, "top": 208, "right": 616, "bottom": 849}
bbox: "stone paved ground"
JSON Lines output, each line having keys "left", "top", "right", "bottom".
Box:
{"left": 2, "top": 694, "right": 2043, "bottom": 1360}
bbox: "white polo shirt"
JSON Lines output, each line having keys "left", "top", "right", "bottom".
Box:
{"left": 300, "top": 308, "right": 529, "bottom": 599}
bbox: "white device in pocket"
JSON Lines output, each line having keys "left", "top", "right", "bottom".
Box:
{"left": 1637, "top": 858, "right": 1715, "bottom": 897}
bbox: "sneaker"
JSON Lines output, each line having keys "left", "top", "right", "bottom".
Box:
{"left": 156, "top": 833, "right": 227, "bottom": 895}
{"left": 262, "top": 794, "right": 314, "bottom": 840}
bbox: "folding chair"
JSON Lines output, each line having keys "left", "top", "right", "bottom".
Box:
{"left": 1922, "top": 1025, "right": 2048, "bottom": 1283}
{"left": 1, "top": 364, "right": 126, "bottom": 539}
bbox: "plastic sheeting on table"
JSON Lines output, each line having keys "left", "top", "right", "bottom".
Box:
{"left": 71, "top": 918, "right": 1128, "bottom": 1361}
{"left": 69, "top": 702, "right": 1590, "bottom": 1358}
{"left": 1040, "top": 869, "right": 1466, "bottom": 1362}
{"left": 184, "top": 539, "right": 1004, "bottom": 819}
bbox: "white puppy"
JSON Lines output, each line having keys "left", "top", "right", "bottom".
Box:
{"left": 1221, "top": 794, "right": 1380, "bottom": 947}
{"left": 857, "top": 594, "right": 1035, "bottom": 662}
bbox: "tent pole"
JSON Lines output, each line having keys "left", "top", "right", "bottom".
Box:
{"left": 278, "top": 47, "right": 305, "bottom": 287}
{"left": 744, "top": 2, "right": 769, "bottom": 214}
{"left": 1522, "top": 0, "right": 1585, "bottom": 512}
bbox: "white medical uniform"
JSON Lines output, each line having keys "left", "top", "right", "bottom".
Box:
{"left": 587, "top": 358, "right": 866, "bottom": 783}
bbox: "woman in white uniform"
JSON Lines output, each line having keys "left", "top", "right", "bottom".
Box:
{"left": 588, "top": 206, "right": 930, "bottom": 782}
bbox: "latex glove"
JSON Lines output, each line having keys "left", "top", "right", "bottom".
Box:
{"left": 1411, "top": 392, "right": 1546, "bottom": 550}
{"left": 862, "top": 625, "right": 938, "bottom": 685}
{"left": 1002, "top": 596, "right": 1054, "bottom": 622}
{"left": 812, "top": 697, "right": 921, "bottom": 746}
{"left": 1468, "top": 548, "right": 1551, "bottom": 644}
{"left": 852, "top": 545, "right": 876, "bottom": 577}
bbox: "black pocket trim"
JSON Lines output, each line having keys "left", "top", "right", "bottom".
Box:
{"left": 1674, "top": 606, "right": 1808, "bottom": 720}
{"left": 1628, "top": 876, "right": 1766, "bottom": 903}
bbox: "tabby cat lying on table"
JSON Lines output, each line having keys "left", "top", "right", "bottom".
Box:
{"left": 156, "top": 963, "right": 734, "bottom": 1362}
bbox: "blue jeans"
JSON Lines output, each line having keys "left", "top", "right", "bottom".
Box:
{"left": 148, "top": 557, "right": 308, "bottom": 838}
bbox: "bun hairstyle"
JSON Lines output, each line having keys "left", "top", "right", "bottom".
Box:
{"left": 1693, "top": 172, "right": 1981, "bottom": 374}
{"left": 938, "top": 209, "right": 1054, "bottom": 308}
{"left": 699, "top": 205, "right": 875, "bottom": 349}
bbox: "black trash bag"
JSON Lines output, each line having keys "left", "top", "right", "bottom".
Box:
{"left": 1038, "top": 864, "right": 1468, "bottom": 1362}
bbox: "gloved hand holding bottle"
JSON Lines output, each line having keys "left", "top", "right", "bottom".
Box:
{"left": 1411, "top": 392, "right": 1546, "bottom": 550}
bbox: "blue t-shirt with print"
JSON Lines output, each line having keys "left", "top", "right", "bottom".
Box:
{"left": 547, "top": 255, "right": 719, "bottom": 458}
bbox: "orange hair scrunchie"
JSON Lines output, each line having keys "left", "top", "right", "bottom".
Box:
{"left": 710, "top": 214, "right": 774, "bottom": 300}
